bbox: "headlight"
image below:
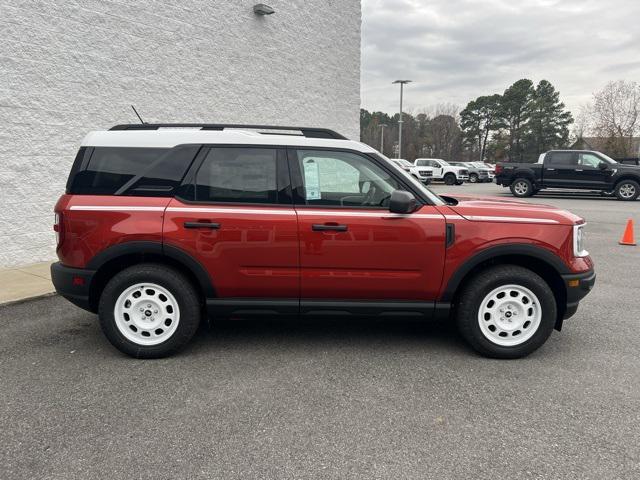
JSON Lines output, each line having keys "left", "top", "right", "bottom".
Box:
{"left": 573, "top": 224, "right": 588, "bottom": 257}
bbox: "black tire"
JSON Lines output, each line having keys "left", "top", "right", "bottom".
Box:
{"left": 614, "top": 179, "right": 639, "bottom": 201}
{"left": 510, "top": 178, "right": 534, "bottom": 197}
{"left": 444, "top": 173, "right": 456, "bottom": 185}
{"left": 469, "top": 173, "right": 478, "bottom": 183}
{"left": 98, "top": 263, "right": 202, "bottom": 358}
{"left": 455, "top": 265, "right": 557, "bottom": 359}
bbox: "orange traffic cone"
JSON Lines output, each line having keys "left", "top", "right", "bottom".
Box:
{"left": 619, "top": 219, "right": 636, "bottom": 246}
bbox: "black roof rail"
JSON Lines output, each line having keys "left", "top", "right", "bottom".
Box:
{"left": 109, "top": 123, "right": 347, "bottom": 140}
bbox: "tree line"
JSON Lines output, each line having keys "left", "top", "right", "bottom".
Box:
{"left": 361, "top": 79, "right": 640, "bottom": 163}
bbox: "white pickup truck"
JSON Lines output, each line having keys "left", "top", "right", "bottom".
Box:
{"left": 392, "top": 159, "right": 433, "bottom": 185}
{"left": 414, "top": 158, "right": 469, "bottom": 185}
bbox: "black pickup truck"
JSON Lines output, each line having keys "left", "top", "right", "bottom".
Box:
{"left": 495, "top": 150, "right": 640, "bottom": 201}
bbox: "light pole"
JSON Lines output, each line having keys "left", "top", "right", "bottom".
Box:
{"left": 378, "top": 123, "right": 387, "bottom": 154}
{"left": 392, "top": 80, "right": 412, "bottom": 159}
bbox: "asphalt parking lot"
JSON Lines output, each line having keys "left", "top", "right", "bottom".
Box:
{"left": 1, "top": 183, "right": 639, "bottom": 480}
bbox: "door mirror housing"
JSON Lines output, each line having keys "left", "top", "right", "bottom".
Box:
{"left": 389, "top": 190, "right": 417, "bottom": 214}
{"left": 598, "top": 162, "right": 608, "bottom": 171}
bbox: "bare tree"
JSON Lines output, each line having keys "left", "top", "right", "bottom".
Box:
{"left": 591, "top": 80, "right": 640, "bottom": 156}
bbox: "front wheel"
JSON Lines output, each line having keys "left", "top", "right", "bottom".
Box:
{"left": 98, "top": 264, "right": 202, "bottom": 358}
{"left": 510, "top": 178, "right": 534, "bottom": 197}
{"left": 469, "top": 173, "right": 478, "bottom": 183}
{"left": 455, "top": 265, "right": 557, "bottom": 358}
{"left": 614, "top": 180, "right": 639, "bottom": 201}
{"left": 444, "top": 173, "right": 456, "bottom": 185}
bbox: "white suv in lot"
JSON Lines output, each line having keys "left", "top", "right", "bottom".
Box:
{"left": 414, "top": 158, "right": 469, "bottom": 185}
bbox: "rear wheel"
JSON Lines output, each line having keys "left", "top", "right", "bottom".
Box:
{"left": 455, "top": 265, "right": 557, "bottom": 359}
{"left": 98, "top": 264, "right": 202, "bottom": 358}
{"left": 510, "top": 178, "right": 534, "bottom": 197}
{"left": 614, "top": 180, "right": 639, "bottom": 201}
{"left": 444, "top": 173, "right": 456, "bottom": 185}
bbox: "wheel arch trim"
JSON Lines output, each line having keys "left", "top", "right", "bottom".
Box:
{"left": 440, "top": 243, "right": 570, "bottom": 302}
{"left": 86, "top": 241, "right": 216, "bottom": 299}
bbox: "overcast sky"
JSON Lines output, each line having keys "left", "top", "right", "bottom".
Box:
{"left": 361, "top": 0, "right": 640, "bottom": 116}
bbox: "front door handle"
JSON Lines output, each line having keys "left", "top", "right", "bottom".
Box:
{"left": 184, "top": 221, "right": 220, "bottom": 229}
{"left": 312, "top": 223, "right": 348, "bottom": 232}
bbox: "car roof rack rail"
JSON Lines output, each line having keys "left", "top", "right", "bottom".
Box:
{"left": 109, "top": 123, "right": 347, "bottom": 140}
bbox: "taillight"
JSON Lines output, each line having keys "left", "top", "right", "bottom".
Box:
{"left": 495, "top": 164, "right": 503, "bottom": 174}
{"left": 54, "top": 212, "right": 62, "bottom": 246}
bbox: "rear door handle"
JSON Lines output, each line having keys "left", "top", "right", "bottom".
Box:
{"left": 312, "top": 224, "right": 348, "bottom": 232}
{"left": 184, "top": 221, "right": 220, "bottom": 229}
{"left": 575, "top": 169, "right": 583, "bottom": 172}
{"left": 546, "top": 168, "right": 555, "bottom": 171}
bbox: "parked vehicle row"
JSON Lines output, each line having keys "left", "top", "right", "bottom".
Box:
{"left": 495, "top": 150, "right": 640, "bottom": 201}
{"left": 52, "top": 124, "right": 595, "bottom": 360}
{"left": 450, "top": 161, "right": 495, "bottom": 183}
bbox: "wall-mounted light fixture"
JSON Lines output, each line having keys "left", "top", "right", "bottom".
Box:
{"left": 253, "top": 4, "right": 275, "bottom": 15}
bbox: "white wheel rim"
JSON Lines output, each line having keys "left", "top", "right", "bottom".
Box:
{"left": 114, "top": 283, "right": 180, "bottom": 346}
{"left": 619, "top": 184, "right": 635, "bottom": 198}
{"left": 477, "top": 284, "right": 542, "bottom": 347}
{"left": 514, "top": 181, "right": 528, "bottom": 195}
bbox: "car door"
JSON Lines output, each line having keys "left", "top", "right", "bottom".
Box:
{"left": 576, "top": 152, "right": 610, "bottom": 188}
{"left": 543, "top": 151, "right": 578, "bottom": 187}
{"left": 163, "top": 146, "right": 299, "bottom": 313}
{"left": 289, "top": 148, "right": 446, "bottom": 306}
{"left": 427, "top": 160, "right": 443, "bottom": 178}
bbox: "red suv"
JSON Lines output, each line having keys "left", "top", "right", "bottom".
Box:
{"left": 52, "top": 124, "right": 595, "bottom": 359}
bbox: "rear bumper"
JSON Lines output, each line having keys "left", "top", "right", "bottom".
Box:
{"left": 50, "top": 262, "right": 96, "bottom": 312}
{"left": 561, "top": 269, "right": 596, "bottom": 319}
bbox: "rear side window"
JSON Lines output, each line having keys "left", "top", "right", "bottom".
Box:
{"left": 546, "top": 152, "right": 577, "bottom": 166}
{"left": 194, "top": 148, "right": 278, "bottom": 204}
{"left": 68, "top": 146, "right": 199, "bottom": 196}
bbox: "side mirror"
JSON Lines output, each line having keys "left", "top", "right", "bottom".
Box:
{"left": 389, "top": 190, "right": 417, "bottom": 214}
{"left": 598, "top": 162, "right": 608, "bottom": 171}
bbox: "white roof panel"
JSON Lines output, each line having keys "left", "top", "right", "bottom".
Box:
{"left": 81, "top": 129, "right": 376, "bottom": 153}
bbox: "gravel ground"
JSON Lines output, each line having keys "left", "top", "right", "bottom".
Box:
{"left": 1, "top": 182, "right": 638, "bottom": 479}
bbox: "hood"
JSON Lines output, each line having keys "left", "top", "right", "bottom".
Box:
{"left": 443, "top": 194, "right": 583, "bottom": 226}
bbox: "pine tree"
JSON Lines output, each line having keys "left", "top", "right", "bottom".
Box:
{"left": 527, "top": 80, "right": 573, "bottom": 154}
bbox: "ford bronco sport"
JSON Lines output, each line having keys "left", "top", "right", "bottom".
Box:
{"left": 52, "top": 124, "right": 595, "bottom": 359}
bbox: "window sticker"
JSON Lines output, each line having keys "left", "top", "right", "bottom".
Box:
{"left": 303, "top": 158, "right": 321, "bottom": 200}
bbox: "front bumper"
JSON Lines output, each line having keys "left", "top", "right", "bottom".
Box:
{"left": 561, "top": 269, "right": 596, "bottom": 319}
{"left": 51, "top": 262, "right": 96, "bottom": 312}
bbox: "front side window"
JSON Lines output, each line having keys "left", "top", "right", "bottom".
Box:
{"left": 578, "top": 153, "right": 603, "bottom": 168}
{"left": 296, "top": 150, "right": 401, "bottom": 207}
{"left": 194, "top": 148, "right": 278, "bottom": 204}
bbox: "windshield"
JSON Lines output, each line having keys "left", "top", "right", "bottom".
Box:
{"left": 376, "top": 153, "right": 445, "bottom": 206}
{"left": 399, "top": 159, "right": 413, "bottom": 167}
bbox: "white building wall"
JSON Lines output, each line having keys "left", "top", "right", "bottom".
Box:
{"left": 0, "top": 0, "right": 361, "bottom": 267}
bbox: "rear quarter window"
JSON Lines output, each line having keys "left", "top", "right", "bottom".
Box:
{"left": 67, "top": 146, "right": 200, "bottom": 196}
